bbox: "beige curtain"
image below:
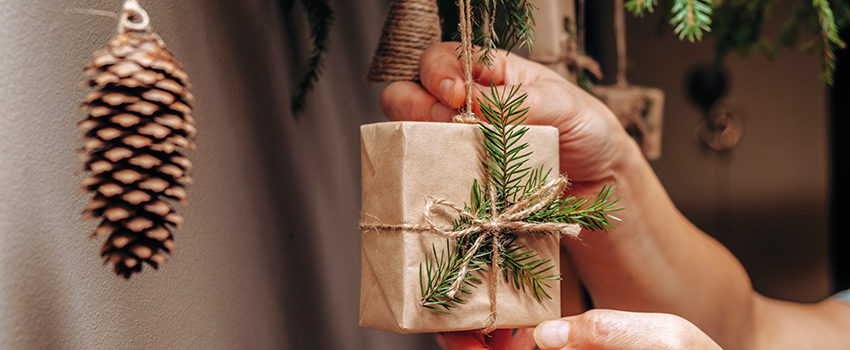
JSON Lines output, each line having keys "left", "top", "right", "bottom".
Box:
{"left": 0, "top": 0, "right": 433, "bottom": 348}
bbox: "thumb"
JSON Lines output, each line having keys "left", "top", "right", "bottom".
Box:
{"left": 533, "top": 309, "right": 722, "bottom": 350}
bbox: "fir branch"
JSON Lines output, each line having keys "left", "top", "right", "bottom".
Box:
{"left": 670, "top": 0, "right": 713, "bottom": 42}
{"left": 473, "top": 0, "right": 537, "bottom": 66}
{"left": 526, "top": 185, "right": 623, "bottom": 231}
{"left": 500, "top": 236, "right": 561, "bottom": 302}
{"left": 289, "top": 0, "right": 334, "bottom": 115}
{"left": 420, "top": 238, "right": 488, "bottom": 313}
{"left": 477, "top": 83, "right": 532, "bottom": 207}
{"left": 813, "top": 0, "right": 846, "bottom": 84}
{"left": 626, "top": 0, "right": 659, "bottom": 17}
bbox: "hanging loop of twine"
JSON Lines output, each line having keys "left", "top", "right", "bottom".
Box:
{"left": 119, "top": 0, "right": 151, "bottom": 33}
{"left": 359, "top": 175, "right": 581, "bottom": 332}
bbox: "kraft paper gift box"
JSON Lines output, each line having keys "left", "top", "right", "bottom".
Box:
{"left": 359, "top": 121, "right": 563, "bottom": 333}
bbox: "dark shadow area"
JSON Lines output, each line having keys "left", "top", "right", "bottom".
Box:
{"left": 830, "top": 29, "right": 849, "bottom": 292}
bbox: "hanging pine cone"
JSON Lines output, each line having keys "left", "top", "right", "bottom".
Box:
{"left": 79, "top": 1, "right": 195, "bottom": 278}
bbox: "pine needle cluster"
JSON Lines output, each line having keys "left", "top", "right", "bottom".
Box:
{"left": 464, "top": 0, "right": 537, "bottom": 66}
{"left": 626, "top": 0, "right": 849, "bottom": 84}
{"left": 419, "top": 84, "right": 622, "bottom": 313}
{"left": 281, "top": 0, "right": 335, "bottom": 115}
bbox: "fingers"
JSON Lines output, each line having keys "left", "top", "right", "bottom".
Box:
{"left": 419, "top": 42, "right": 520, "bottom": 109}
{"left": 533, "top": 309, "right": 722, "bottom": 350}
{"left": 381, "top": 81, "right": 454, "bottom": 122}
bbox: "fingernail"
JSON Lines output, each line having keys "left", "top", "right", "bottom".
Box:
{"left": 439, "top": 79, "right": 455, "bottom": 105}
{"left": 535, "top": 320, "right": 570, "bottom": 349}
{"left": 435, "top": 333, "right": 448, "bottom": 349}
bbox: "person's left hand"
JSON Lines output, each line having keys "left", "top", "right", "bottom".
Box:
{"left": 436, "top": 309, "right": 722, "bottom": 350}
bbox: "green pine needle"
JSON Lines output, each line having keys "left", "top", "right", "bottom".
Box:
{"left": 626, "top": 0, "right": 659, "bottom": 17}
{"left": 671, "top": 0, "right": 713, "bottom": 42}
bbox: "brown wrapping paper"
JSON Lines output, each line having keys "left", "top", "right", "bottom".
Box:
{"left": 359, "top": 121, "right": 562, "bottom": 333}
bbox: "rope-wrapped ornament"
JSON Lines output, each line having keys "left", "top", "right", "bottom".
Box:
{"left": 367, "top": 0, "right": 441, "bottom": 82}
{"left": 79, "top": 0, "right": 195, "bottom": 278}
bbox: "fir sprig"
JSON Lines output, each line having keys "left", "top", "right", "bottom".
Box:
{"left": 472, "top": 0, "right": 537, "bottom": 66}
{"left": 526, "top": 185, "right": 623, "bottom": 232}
{"left": 287, "top": 0, "right": 334, "bottom": 115}
{"left": 500, "top": 235, "right": 560, "bottom": 302}
{"left": 671, "top": 0, "right": 713, "bottom": 42}
{"left": 478, "top": 83, "right": 533, "bottom": 207}
{"left": 626, "top": 0, "right": 659, "bottom": 17}
{"left": 813, "top": 0, "right": 847, "bottom": 84}
{"left": 418, "top": 83, "right": 622, "bottom": 312}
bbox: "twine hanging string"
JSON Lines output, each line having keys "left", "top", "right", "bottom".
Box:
{"left": 453, "top": 0, "right": 478, "bottom": 124}
{"left": 359, "top": 176, "right": 582, "bottom": 331}
{"left": 614, "top": 0, "right": 627, "bottom": 87}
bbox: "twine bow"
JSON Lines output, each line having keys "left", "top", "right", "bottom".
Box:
{"left": 423, "top": 176, "right": 580, "bottom": 303}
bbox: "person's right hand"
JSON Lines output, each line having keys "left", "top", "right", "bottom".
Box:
{"left": 381, "top": 42, "right": 639, "bottom": 194}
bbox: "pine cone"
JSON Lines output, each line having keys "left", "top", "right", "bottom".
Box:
{"left": 79, "top": 31, "right": 195, "bottom": 278}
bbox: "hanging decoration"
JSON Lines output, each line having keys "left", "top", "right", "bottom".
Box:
{"left": 79, "top": 0, "right": 196, "bottom": 278}
{"left": 366, "top": 0, "right": 442, "bottom": 82}
{"left": 593, "top": 0, "right": 665, "bottom": 160}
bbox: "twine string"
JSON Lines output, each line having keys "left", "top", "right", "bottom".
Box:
{"left": 456, "top": 0, "right": 476, "bottom": 122}
{"left": 615, "top": 0, "right": 627, "bottom": 86}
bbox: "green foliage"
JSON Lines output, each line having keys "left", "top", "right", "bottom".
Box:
{"left": 671, "top": 0, "right": 713, "bottom": 42}
{"left": 418, "top": 83, "right": 622, "bottom": 312}
{"left": 711, "top": 0, "right": 777, "bottom": 61}
{"left": 447, "top": 0, "right": 537, "bottom": 66}
{"left": 628, "top": 0, "right": 848, "bottom": 84}
{"left": 478, "top": 84, "right": 532, "bottom": 207}
{"left": 626, "top": 0, "right": 659, "bottom": 17}
{"left": 285, "top": 0, "right": 334, "bottom": 115}
{"left": 526, "top": 185, "right": 623, "bottom": 231}
{"left": 813, "top": 0, "right": 847, "bottom": 84}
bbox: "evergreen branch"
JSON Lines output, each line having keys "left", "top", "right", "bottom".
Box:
{"left": 289, "top": 0, "right": 334, "bottom": 115}
{"left": 813, "top": 0, "right": 846, "bottom": 84}
{"left": 477, "top": 83, "right": 531, "bottom": 208}
{"left": 670, "top": 0, "right": 713, "bottom": 42}
{"left": 527, "top": 185, "right": 623, "bottom": 231}
{"left": 473, "top": 0, "right": 536, "bottom": 66}
{"left": 626, "top": 0, "right": 658, "bottom": 17}
{"left": 420, "top": 238, "right": 488, "bottom": 312}
{"left": 500, "top": 237, "right": 561, "bottom": 302}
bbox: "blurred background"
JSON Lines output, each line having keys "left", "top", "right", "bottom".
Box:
{"left": 0, "top": 0, "right": 845, "bottom": 349}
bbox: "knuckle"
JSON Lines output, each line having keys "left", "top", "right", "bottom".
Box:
{"left": 581, "top": 309, "right": 619, "bottom": 341}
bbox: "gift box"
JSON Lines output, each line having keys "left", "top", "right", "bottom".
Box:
{"left": 359, "top": 121, "right": 565, "bottom": 333}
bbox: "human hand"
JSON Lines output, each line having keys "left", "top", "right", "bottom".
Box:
{"left": 380, "top": 42, "right": 638, "bottom": 190}
{"left": 533, "top": 309, "right": 722, "bottom": 350}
